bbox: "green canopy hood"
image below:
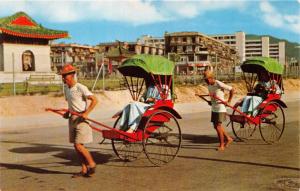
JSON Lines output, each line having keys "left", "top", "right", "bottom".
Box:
{"left": 241, "top": 57, "right": 284, "bottom": 75}
{"left": 118, "top": 54, "right": 175, "bottom": 77}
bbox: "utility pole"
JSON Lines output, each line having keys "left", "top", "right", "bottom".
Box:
{"left": 12, "top": 53, "right": 16, "bottom": 96}
{"left": 61, "top": 51, "right": 65, "bottom": 92}
{"left": 92, "top": 53, "right": 105, "bottom": 92}
{"left": 215, "top": 53, "right": 218, "bottom": 80}
{"left": 233, "top": 58, "right": 236, "bottom": 81}
{"left": 102, "top": 53, "right": 105, "bottom": 91}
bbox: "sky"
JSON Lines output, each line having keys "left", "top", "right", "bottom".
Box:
{"left": 0, "top": 0, "right": 299, "bottom": 45}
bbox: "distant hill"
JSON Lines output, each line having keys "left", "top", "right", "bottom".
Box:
{"left": 246, "top": 34, "right": 300, "bottom": 61}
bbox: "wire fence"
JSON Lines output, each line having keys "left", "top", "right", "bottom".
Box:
{"left": 0, "top": 69, "right": 299, "bottom": 97}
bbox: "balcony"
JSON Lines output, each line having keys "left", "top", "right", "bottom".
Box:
{"left": 195, "top": 50, "right": 209, "bottom": 54}
{"left": 176, "top": 60, "right": 210, "bottom": 66}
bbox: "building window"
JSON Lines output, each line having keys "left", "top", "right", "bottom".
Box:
{"left": 177, "top": 46, "right": 183, "bottom": 53}
{"left": 22, "top": 50, "right": 35, "bottom": 71}
{"left": 180, "top": 56, "right": 187, "bottom": 62}
{"left": 188, "top": 55, "right": 194, "bottom": 62}
{"left": 186, "top": 46, "right": 193, "bottom": 52}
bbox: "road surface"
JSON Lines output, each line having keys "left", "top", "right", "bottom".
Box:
{"left": 0, "top": 100, "right": 299, "bottom": 191}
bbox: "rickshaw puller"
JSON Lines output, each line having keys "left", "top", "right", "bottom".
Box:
{"left": 61, "top": 64, "right": 98, "bottom": 178}
{"left": 203, "top": 70, "right": 234, "bottom": 151}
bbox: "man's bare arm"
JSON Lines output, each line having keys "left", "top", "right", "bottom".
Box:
{"left": 82, "top": 95, "right": 98, "bottom": 118}
{"left": 228, "top": 88, "right": 234, "bottom": 104}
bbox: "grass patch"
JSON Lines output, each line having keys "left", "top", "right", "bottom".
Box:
{"left": 0, "top": 82, "right": 63, "bottom": 97}
{"left": 78, "top": 78, "right": 124, "bottom": 91}
{"left": 1, "top": 76, "right": 298, "bottom": 97}
{"left": 0, "top": 78, "right": 125, "bottom": 96}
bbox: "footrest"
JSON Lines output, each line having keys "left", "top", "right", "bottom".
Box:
{"left": 102, "top": 129, "right": 143, "bottom": 142}
{"left": 230, "top": 115, "right": 246, "bottom": 124}
{"left": 102, "top": 130, "right": 122, "bottom": 139}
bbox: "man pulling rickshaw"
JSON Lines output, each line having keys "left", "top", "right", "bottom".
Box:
{"left": 47, "top": 54, "right": 182, "bottom": 167}
{"left": 47, "top": 55, "right": 287, "bottom": 175}
{"left": 198, "top": 57, "right": 286, "bottom": 145}
{"left": 60, "top": 64, "right": 98, "bottom": 178}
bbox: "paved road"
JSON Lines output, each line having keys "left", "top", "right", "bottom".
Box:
{"left": 0, "top": 100, "right": 299, "bottom": 191}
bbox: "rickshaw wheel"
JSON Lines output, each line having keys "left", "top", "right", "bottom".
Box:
{"left": 259, "top": 101, "right": 285, "bottom": 144}
{"left": 143, "top": 110, "right": 182, "bottom": 166}
{"left": 111, "top": 116, "right": 143, "bottom": 162}
{"left": 231, "top": 106, "right": 256, "bottom": 141}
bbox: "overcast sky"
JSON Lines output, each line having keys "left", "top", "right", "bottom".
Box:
{"left": 0, "top": 0, "right": 299, "bottom": 45}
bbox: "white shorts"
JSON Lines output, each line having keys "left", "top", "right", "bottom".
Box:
{"left": 69, "top": 115, "right": 93, "bottom": 144}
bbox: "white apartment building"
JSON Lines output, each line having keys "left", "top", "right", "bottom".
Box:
{"left": 137, "top": 35, "right": 165, "bottom": 49}
{"left": 210, "top": 32, "right": 286, "bottom": 65}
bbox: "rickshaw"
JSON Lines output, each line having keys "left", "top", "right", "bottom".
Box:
{"left": 47, "top": 54, "right": 182, "bottom": 166}
{"left": 202, "top": 57, "right": 287, "bottom": 144}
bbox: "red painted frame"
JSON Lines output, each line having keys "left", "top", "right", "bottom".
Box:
{"left": 45, "top": 74, "right": 180, "bottom": 143}
{"left": 211, "top": 92, "right": 283, "bottom": 126}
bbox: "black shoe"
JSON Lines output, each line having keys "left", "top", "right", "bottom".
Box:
{"left": 86, "top": 166, "right": 96, "bottom": 177}
{"left": 71, "top": 171, "right": 88, "bottom": 178}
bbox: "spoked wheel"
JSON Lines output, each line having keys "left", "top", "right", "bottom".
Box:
{"left": 231, "top": 107, "right": 256, "bottom": 141}
{"left": 111, "top": 116, "right": 143, "bottom": 161}
{"left": 143, "top": 110, "right": 181, "bottom": 166}
{"left": 259, "top": 101, "right": 285, "bottom": 144}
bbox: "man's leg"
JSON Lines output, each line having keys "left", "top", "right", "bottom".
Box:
{"left": 69, "top": 118, "right": 88, "bottom": 177}
{"left": 74, "top": 143, "right": 96, "bottom": 169}
{"left": 74, "top": 144, "right": 88, "bottom": 174}
{"left": 221, "top": 127, "right": 233, "bottom": 147}
{"left": 214, "top": 122, "right": 225, "bottom": 150}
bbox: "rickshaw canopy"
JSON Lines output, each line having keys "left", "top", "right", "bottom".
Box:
{"left": 118, "top": 54, "right": 175, "bottom": 77}
{"left": 241, "top": 57, "right": 284, "bottom": 75}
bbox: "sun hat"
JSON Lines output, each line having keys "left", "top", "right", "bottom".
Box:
{"left": 60, "top": 64, "right": 77, "bottom": 75}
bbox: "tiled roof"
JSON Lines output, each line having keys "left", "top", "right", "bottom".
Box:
{"left": 0, "top": 12, "right": 69, "bottom": 39}
{"left": 105, "top": 46, "right": 134, "bottom": 60}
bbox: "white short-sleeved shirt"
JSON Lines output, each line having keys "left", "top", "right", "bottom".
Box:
{"left": 64, "top": 83, "right": 93, "bottom": 113}
{"left": 208, "top": 80, "right": 233, "bottom": 112}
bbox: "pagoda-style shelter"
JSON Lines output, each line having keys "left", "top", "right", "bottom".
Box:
{"left": 104, "top": 46, "right": 133, "bottom": 75}
{"left": 0, "top": 12, "right": 69, "bottom": 82}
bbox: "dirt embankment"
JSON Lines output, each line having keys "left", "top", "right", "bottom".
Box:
{"left": 175, "top": 79, "right": 300, "bottom": 102}
{"left": 174, "top": 82, "right": 247, "bottom": 102}
{"left": 0, "top": 79, "right": 299, "bottom": 117}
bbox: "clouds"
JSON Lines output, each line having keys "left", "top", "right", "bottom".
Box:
{"left": 259, "top": 0, "right": 300, "bottom": 35}
{"left": 0, "top": 0, "right": 299, "bottom": 36}
{"left": 87, "top": 1, "right": 166, "bottom": 25}
{"left": 0, "top": 0, "right": 246, "bottom": 25}
{"left": 0, "top": 0, "right": 166, "bottom": 25}
{"left": 142, "top": 0, "right": 247, "bottom": 22}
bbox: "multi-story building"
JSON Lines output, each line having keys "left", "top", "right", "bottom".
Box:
{"left": 210, "top": 32, "right": 286, "bottom": 65}
{"left": 137, "top": 35, "right": 165, "bottom": 50}
{"left": 0, "top": 12, "right": 68, "bottom": 82}
{"left": 50, "top": 43, "right": 96, "bottom": 78}
{"left": 95, "top": 41, "right": 164, "bottom": 74}
{"left": 97, "top": 41, "right": 164, "bottom": 56}
{"left": 164, "top": 31, "right": 239, "bottom": 75}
